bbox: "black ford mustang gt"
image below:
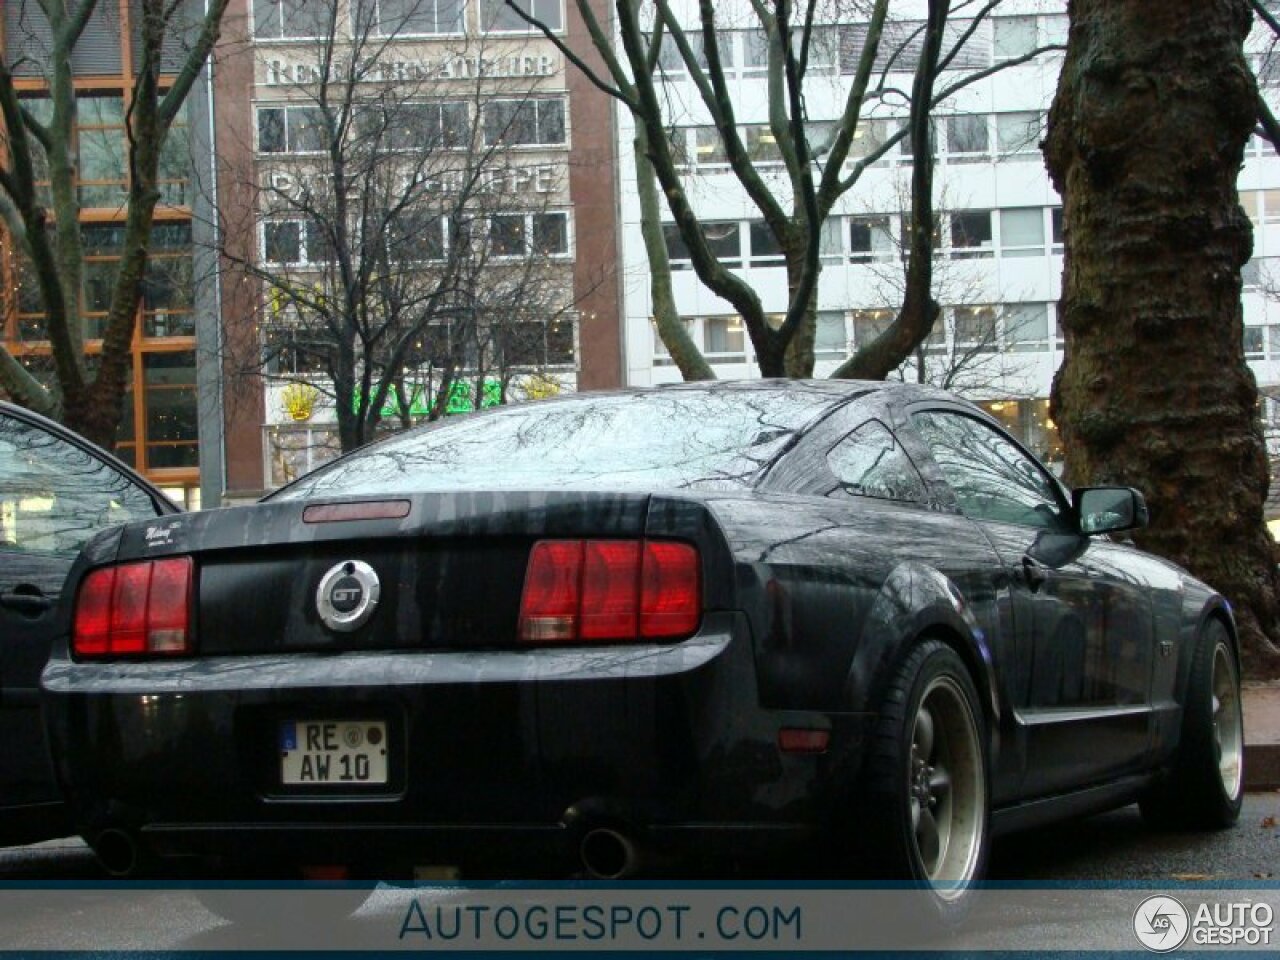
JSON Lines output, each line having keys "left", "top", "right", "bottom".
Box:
{"left": 41, "top": 380, "right": 1243, "bottom": 911}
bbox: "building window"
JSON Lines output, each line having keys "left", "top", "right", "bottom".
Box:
{"left": 993, "top": 15, "right": 1037, "bottom": 60}
{"left": 1246, "top": 325, "right": 1266, "bottom": 359}
{"left": 481, "top": 0, "right": 562, "bottom": 32}
{"left": 996, "top": 111, "right": 1041, "bottom": 160}
{"left": 849, "top": 215, "right": 894, "bottom": 262}
{"left": 954, "top": 306, "right": 998, "bottom": 350}
{"left": 847, "top": 117, "right": 899, "bottom": 165}
{"left": 743, "top": 28, "right": 771, "bottom": 73}
{"left": 663, "top": 222, "right": 741, "bottom": 268}
{"left": 386, "top": 211, "right": 447, "bottom": 262}
{"left": 946, "top": 114, "right": 988, "bottom": 160}
{"left": 482, "top": 99, "right": 566, "bottom": 146}
{"left": 1051, "top": 207, "right": 1064, "bottom": 251}
{"left": 815, "top": 311, "right": 848, "bottom": 359}
{"left": 744, "top": 125, "right": 781, "bottom": 164}
{"left": 257, "top": 106, "right": 326, "bottom": 154}
{"left": 1004, "top": 303, "right": 1050, "bottom": 351}
{"left": 703, "top": 316, "right": 746, "bottom": 361}
{"left": 364, "top": 0, "right": 465, "bottom": 35}
{"left": 748, "top": 221, "right": 784, "bottom": 266}
{"left": 253, "top": 0, "right": 331, "bottom": 39}
{"left": 663, "top": 225, "right": 691, "bottom": 268}
{"left": 792, "top": 26, "right": 840, "bottom": 74}
{"left": 488, "top": 212, "right": 570, "bottom": 258}
{"left": 950, "top": 211, "right": 994, "bottom": 258}
{"left": 999, "top": 208, "right": 1046, "bottom": 258}
{"left": 267, "top": 425, "right": 341, "bottom": 488}
{"left": 819, "top": 218, "right": 843, "bottom": 261}
{"left": 1264, "top": 189, "right": 1280, "bottom": 224}
{"left": 851, "top": 308, "right": 894, "bottom": 348}
{"left": 385, "top": 102, "right": 469, "bottom": 150}
{"left": 77, "top": 95, "right": 127, "bottom": 208}
{"left": 1041, "top": 14, "right": 1069, "bottom": 47}
{"left": 694, "top": 126, "right": 729, "bottom": 165}
{"left": 701, "top": 222, "right": 742, "bottom": 267}
{"left": 142, "top": 224, "right": 196, "bottom": 337}
{"left": 144, "top": 351, "right": 199, "bottom": 468}
{"left": 262, "top": 219, "right": 333, "bottom": 266}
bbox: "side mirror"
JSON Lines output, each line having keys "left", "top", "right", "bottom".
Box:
{"left": 1073, "top": 486, "right": 1149, "bottom": 535}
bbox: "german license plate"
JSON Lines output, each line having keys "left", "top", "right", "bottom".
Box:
{"left": 280, "top": 720, "right": 388, "bottom": 785}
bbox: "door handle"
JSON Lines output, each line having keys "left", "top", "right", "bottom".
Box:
{"left": 1022, "top": 556, "right": 1050, "bottom": 592}
{"left": 0, "top": 589, "right": 53, "bottom": 616}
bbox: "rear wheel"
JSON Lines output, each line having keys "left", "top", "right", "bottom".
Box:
{"left": 1140, "top": 618, "right": 1244, "bottom": 830}
{"left": 852, "top": 640, "right": 990, "bottom": 926}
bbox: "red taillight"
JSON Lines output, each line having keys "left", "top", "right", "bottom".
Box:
{"left": 72, "top": 557, "right": 193, "bottom": 658}
{"left": 518, "top": 539, "right": 700, "bottom": 644}
{"left": 519, "top": 540, "right": 584, "bottom": 642}
{"left": 580, "top": 541, "right": 642, "bottom": 639}
{"left": 640, "top": 540, "right": 701, "bottom": 638}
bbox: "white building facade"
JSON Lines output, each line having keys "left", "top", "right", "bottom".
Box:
{"left": 615, "top": 0, "right": 1280, "bottom": 465}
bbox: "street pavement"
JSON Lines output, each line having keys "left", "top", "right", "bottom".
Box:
{"left": 0, "top": 794, "right": 1277, "bottom": 950}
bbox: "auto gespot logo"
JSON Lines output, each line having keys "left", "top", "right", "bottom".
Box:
{"left": 1134, "top": 895, "right": 1275, "bottom": 951}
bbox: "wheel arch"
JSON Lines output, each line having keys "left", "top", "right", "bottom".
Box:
{"left": 844, "top": 562, "right": 1002, "bottom": 748}
{"left": 1174, "top": 595, "right": 1240, "bottom": 708}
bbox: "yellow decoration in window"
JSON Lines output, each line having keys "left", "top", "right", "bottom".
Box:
{"left": 281, "top": 382, "right": 319, "bottom": 422}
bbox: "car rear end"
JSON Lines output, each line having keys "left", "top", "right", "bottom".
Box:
{"left": 41, "top": 489, "right": 843, "bottom": 878}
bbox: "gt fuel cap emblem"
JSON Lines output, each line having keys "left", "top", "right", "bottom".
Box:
{"left": 316, "top": 560, "right": 380, "bottom": 633}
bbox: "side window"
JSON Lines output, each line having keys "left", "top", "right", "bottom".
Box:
{"left": 826, "top": 420, "right": 927, "bottom": 503}
{"left": 912, "top": 410, "right": 1064, "bottom": 529}
{"left": 0, "top": 414, "right": 159, "bottom": 558}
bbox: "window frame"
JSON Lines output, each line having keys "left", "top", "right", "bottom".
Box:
{"left": 481, "top": 97, "right": 568, "bottom": 148}
{"left": 364, "top": 0, "right": 468, "bottom": 37}
{"left": 907, "top": 404, "right": 1071, "bottom": 530}
{"left": 486, "top": 210, "right": 572, "bottom": 259}
{"left": 823, "top": 418, "right": 928, "bottom": 504}
{"left": 480, "top": 0, "right": 564, "bottom": 34}
{"left": 251, "top": 0, "right": 333, "bottom": 41}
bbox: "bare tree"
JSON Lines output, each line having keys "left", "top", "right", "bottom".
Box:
{"left": 852, "top": 178, "right": 1044, "bottom": 397}
{"left": 509, "top": 0, "right": 1062, "bottom": 379}
{"left": 215, "top": 0, "right": 582, "bottom": 452}
{"left": 0, "top": 0, "right": 230, "bottom": 448}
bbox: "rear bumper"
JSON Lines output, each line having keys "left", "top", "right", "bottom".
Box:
{"left": 42, "top": 613, "right": 866, "bottom": 871}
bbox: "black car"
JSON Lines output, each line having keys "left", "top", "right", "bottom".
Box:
{"left": 41, "top": 381, "right": 1243, "bottom": 914}
{"left": 0, "top": 401, "right": 178, "bottom": 846}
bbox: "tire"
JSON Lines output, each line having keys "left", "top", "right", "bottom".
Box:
{"left": 851, "top": 639, "right": 990, "bottom": 927}
{"left": 1140, "top": 618, "right": 1244, "bottom": 830}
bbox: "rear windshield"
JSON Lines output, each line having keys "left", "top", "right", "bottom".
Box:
{"left": 273, "top": 388, "right": 842, "bottom": 498}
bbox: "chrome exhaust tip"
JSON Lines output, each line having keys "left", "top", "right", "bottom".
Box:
{"left": 579, "top": 827, "right": 639, "bottom": 880}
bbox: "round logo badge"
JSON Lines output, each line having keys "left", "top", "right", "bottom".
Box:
{"left": 1133, "top": 895, "right": 1190, "bottom": 953}
{"left": 315, "top": 560, "right": 380, "bottom": 633}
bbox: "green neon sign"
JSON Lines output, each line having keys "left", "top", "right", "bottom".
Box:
{"left": 351, "top": 379, "right": 503, "bottom": 418}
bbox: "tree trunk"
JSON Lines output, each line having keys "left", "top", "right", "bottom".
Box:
{"left": 1045, "top": 0, "right": 1280, "bottom": 677}
{"left": 783, "top": 248, "right": 817, "bottom": 378}
{"left": 634, "top": 129, "right": 714, "bottom": 381}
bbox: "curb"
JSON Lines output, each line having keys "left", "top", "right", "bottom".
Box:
{"left": 1245, "top": 744, "right": 1280, "bottom": 791}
